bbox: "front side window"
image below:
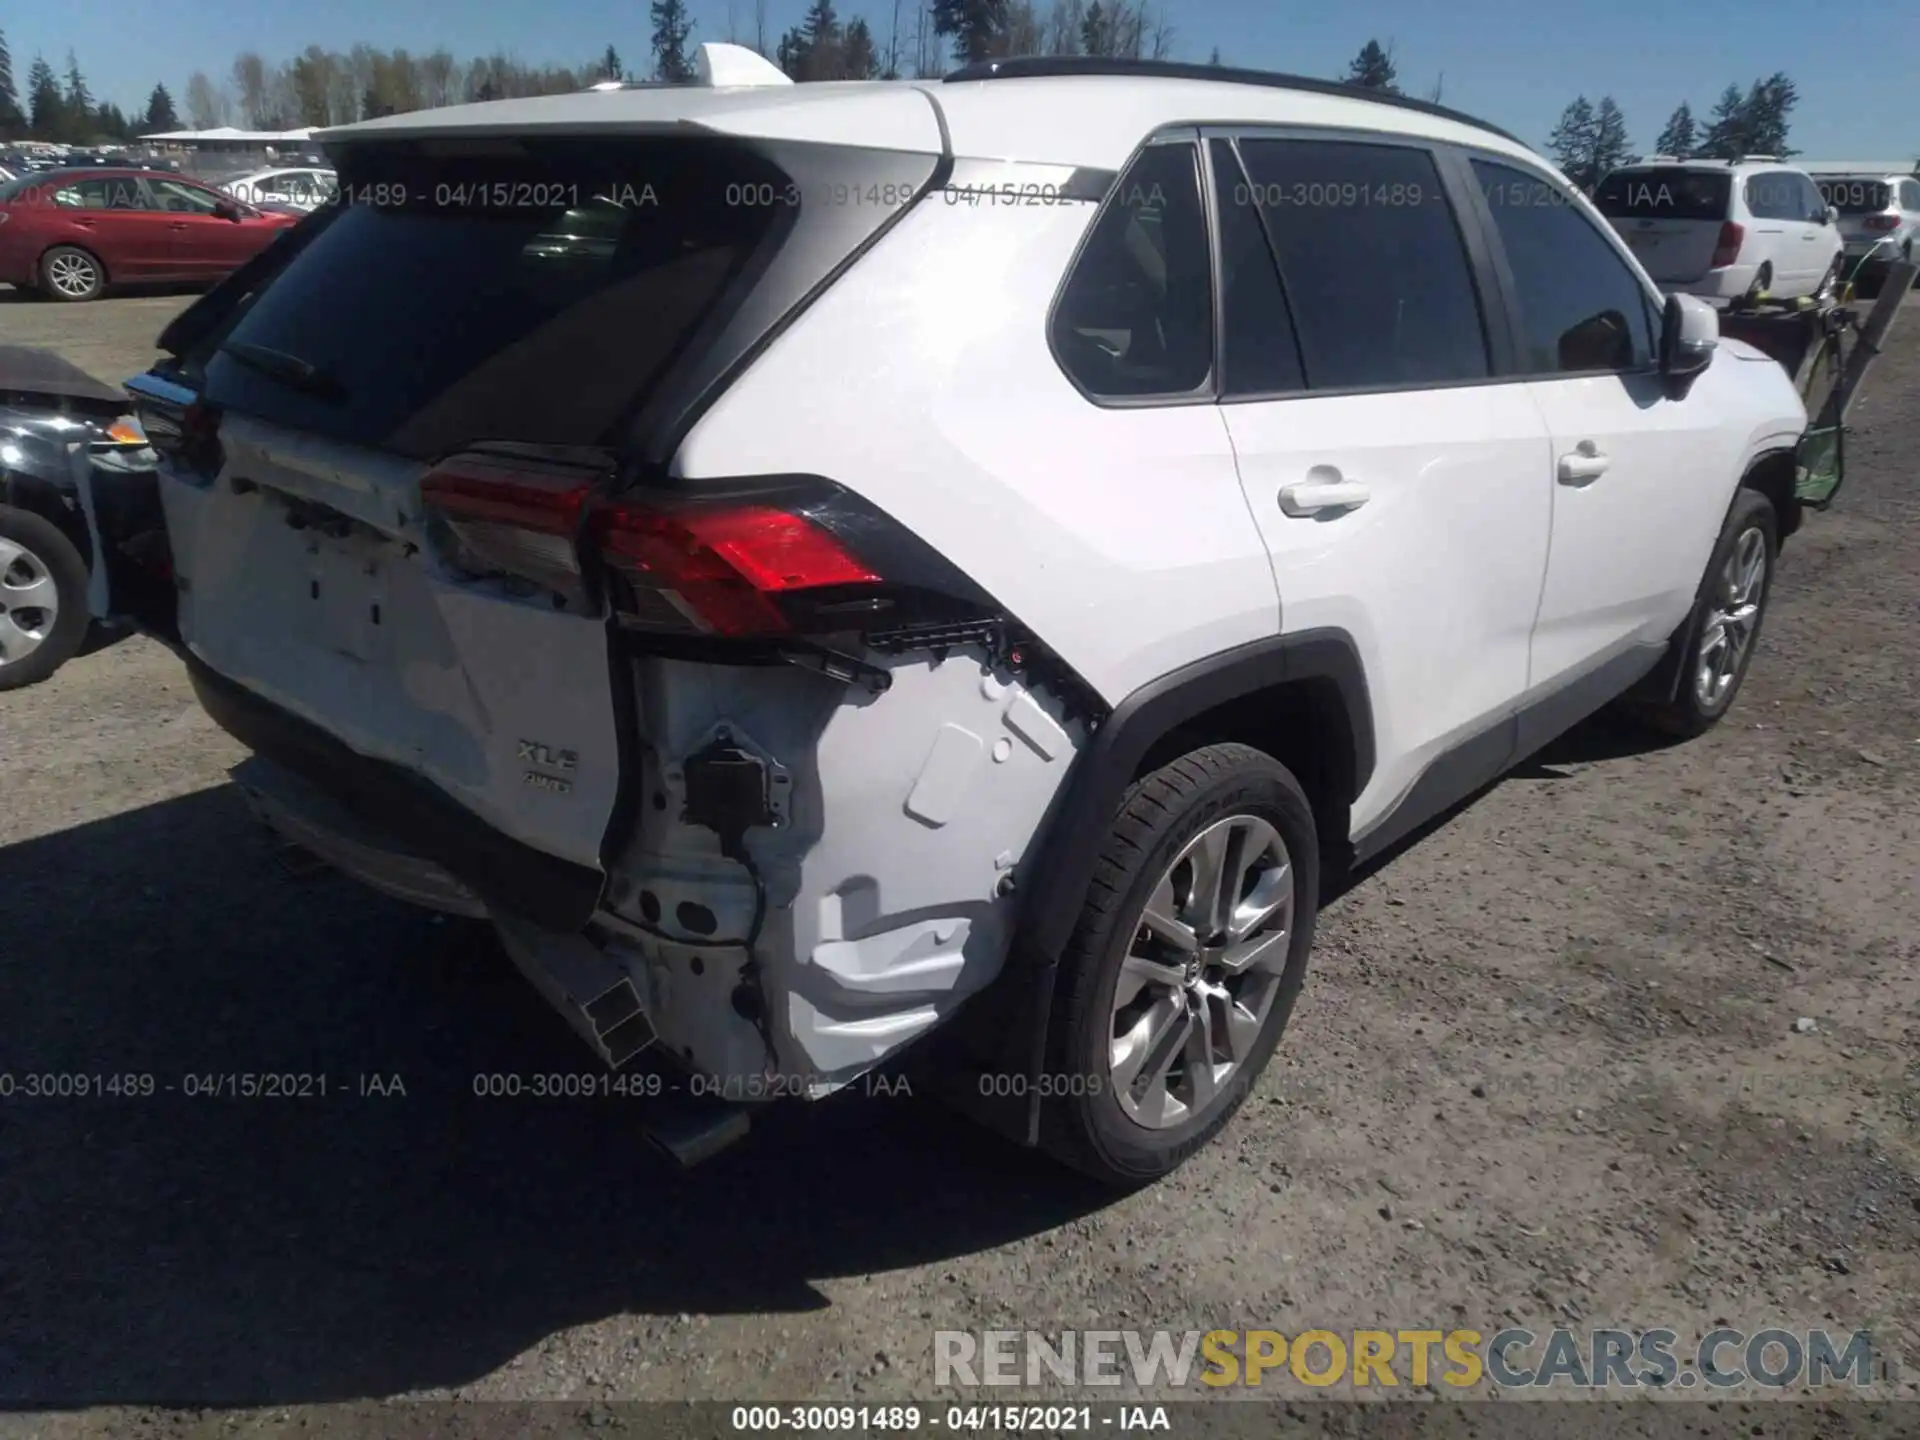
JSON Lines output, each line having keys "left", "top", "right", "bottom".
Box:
{"left": 148, "top": 179, "right": 224, "bottom": 214}
{"left": 1235, "top": 138, "right": 1489, "bottom": 390}
{"left": 1472, "top": 158, "right": 1654, "bottom": 375}
{"left": 1051, "top": 140, "right": 1214, "bottom": 399}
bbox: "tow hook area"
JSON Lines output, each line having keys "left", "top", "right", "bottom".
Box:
{"left": 642, "top": 1098, "right": 754, "bottom": 1168}
{"left": 492, "top": 911, "right": 657, "bottom": 1068}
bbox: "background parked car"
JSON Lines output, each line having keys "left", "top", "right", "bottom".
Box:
{"left": 1816, "top": 172, "right": 1920, "bottom": 281}
{"left": 0, "top": 169, "right": 298, "bottom": 302}
{"left": 1596, "top": 157, "right": 1843, "bottom": 305}
{"left": 219, "top": 167, "right": 338, "bottom": 211}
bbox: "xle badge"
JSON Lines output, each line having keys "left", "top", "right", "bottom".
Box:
{"left": 519, "top": 739, "right": 579, "bottom": 794}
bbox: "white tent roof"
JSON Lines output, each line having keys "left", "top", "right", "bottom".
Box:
{"left": 138, "top": 126, "right": 316, "bottom": 143}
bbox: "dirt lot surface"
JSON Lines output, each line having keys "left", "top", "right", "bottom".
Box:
{"left": 1, "top": 283, "right": 1916, "bottom": 1435}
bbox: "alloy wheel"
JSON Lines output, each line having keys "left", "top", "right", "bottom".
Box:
{"left": 1109, "top": 814, "right": 1294, "bottom": 1130}
{"left": 46, "top": 251, "right": 98, "bottom": 298}
{"left": 1693, "top": 525, "right": 1768, "bottom": 712}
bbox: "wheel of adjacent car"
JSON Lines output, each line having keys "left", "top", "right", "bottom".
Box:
{"left": 1743, "top": 263, "right": 1773, "bottom": 306}
{"left": 39, "top": 245, "right": 105, "bottom": 302}
{"left": 0, "top": 506, "right": 91, "bottom": 690}
{"left": 1630, "top": 488, "right": 1778, "bottom": 739}
{"left": 1036, "top": 742, "right": 1319, "bottom": 1187}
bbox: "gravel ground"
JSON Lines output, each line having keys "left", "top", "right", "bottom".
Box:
{"left": 1, "top": 283, "right": 1916, "bottom": 1433}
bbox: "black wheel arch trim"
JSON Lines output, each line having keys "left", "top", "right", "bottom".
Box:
{"left": 1018, "top": 626, "right": 1372, "bottom": 962}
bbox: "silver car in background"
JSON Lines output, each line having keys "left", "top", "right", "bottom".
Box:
{"left": 1817, "top": 172, "right": 1920, "bottom": 279}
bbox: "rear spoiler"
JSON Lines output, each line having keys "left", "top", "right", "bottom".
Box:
{"left": 155, "top": 205, "right": 337, "bottom": 360}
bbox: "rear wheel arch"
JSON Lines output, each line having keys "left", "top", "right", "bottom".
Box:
{"left": 1019, "top": 628, "right": 1372, "bottom": 963}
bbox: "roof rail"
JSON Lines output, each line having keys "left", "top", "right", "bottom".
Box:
{"left": 941, "top": 55, "right": 1522, "bottom": 146}
{"left": 1642, "top": 152, "right": 1680, "bottom": 162}
{"left": 1740, "top": 153, "right": 1780, "bottom": 162}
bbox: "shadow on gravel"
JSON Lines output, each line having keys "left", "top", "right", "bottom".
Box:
{"left": 0, "top": 785, "right": 1106, "bottom": 1407}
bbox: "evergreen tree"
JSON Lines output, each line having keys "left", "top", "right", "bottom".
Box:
{"left": 1343, "top": 39, "right": 1397, "bottom": 92}
{"left": 1654, "top": 101, "right": 1696, "bottom": 159}
{"left": 63, "top": 50, "right": 92, "bottom": 137}
{"left": 842, "top": 17, "right": 880, "bottom": 77}
{"left": 601, "top": 44, "right": 624, "bottom": 81}
{"left": 0, "top": 29, "right": 23, "bottom": 135}
{"left": 143, "top": 81, "right": 179, "bottom": 132}
{"left": 26, "top": 56, "right": 62, "bottom": 139}
{"left": 1700, "top": 82, "right": 1748, "bottom": 160}
{"left": 1546, "top": 96, "right": 1596, "bottom": 184}
{"left": 1590, "top": 96, "right": 1630, "bottom": 187}
{"left": 933, "top": 0, "right": 1009, "bottom": 64}
{"left": 651, "top": 0, "right": 696, "bottom": 80}
{"left": 1740, "top": 72, "right": 1799, "bottom": 157}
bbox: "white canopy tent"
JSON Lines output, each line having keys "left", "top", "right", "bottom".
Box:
{"left": 138, "top": 127, "right": 317, "bottom": 144}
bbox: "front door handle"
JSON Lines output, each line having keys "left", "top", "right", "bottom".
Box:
{"left": 1278, "top": 477, "right": 1372, "bottom": 516}
{"left": 1557, "top": 443, "right": 1611, "bottom": 485}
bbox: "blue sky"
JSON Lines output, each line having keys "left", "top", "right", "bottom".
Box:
{"left": 7, "top": 0, "right": 1916, "bottom": 159}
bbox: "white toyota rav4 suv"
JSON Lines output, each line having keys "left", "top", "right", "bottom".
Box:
{"left": 126, "top": 49, "right": 1809, "bottom": 1185}
{"left": 1595, "top": 157, "right": 1844, "bottom": 307}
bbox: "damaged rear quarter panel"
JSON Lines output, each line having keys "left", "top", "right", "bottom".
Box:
{"left": 611, "top": 650, "right": 1083, "bottom": 1090}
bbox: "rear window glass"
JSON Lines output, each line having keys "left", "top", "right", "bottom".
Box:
{"left": 1594, "top": 169, "right": 1731, "bottom": 221}
{"left": 1817, "top": 179, "right": 1892, "bottom": 214}
{"left": 200, "top": 138, "right": 795, "bottom": 459}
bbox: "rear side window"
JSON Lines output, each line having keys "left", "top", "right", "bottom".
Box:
{"left": 200, "top": 138, "right": 796, "bottom": 459}
{"left": 1745, "top": 172, "right": 1804, "bottom": 221}
{"left": 1052, "top": 141, "right": 1214, "bottom": 399}
{"left": 1235, "top": 138, "right": 1488, "bottom": 390}
{"left": 1819, "top": 178, "right": 1893, "bottom": 214}
{"left": 1472, "top": 158, "right": 1654, "bottom": 375}
{"left": 1594, "top": 168, "right": 1731, "bottom": 221}
{"left": 50, "top": 176, "right": 146, "bottom": 210}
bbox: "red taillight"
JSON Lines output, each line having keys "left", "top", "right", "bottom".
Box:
{"left": 420, "top": 452, "right": 597, "bottom": 603}
{"left": 417, "top": 454, "right": 885, "bottom": 635}
{"left": 1864, "top": 213, "right": 1901, "bottom": 232}
{"left": 1711, "top": 221, "right": 1745, "bottom": 269}
{"left": 597, "top": 500, "right": 881, "bottom": 637}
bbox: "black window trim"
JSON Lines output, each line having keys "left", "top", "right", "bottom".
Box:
{"left": 1198, "top": 122, "right": 1520, "bottom": 405}
{"left": 1454, "top": 144, "right": 1667, "bottom": 384}
{"left": 1045, "top": 125, "right": 1221, "bottom": 410}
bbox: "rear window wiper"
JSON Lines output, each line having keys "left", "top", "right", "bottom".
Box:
{"left": 217, "top": 341, "right": 350, "bottom": 404}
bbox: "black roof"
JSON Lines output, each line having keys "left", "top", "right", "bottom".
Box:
{"left": 941, "top": 57, "right": 1521, "bottom": 147}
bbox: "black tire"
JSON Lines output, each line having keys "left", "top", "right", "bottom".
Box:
{"left": 0, "top": 505, "right": 92, "bottom": 690}
{"left": 1036, "top": 742, "right": 1319, "bottom": 1187}
{"left": 38, "top": 244, "right": 105, "bottom": 303}
{"left": 1628, "top": 488, "right": 1778, "bottom": 739}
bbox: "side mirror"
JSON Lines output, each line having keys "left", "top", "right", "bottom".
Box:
{"left": 213, "top": 199, "right": 243, "bottom": 221}
{"left": 1660, "top": 293, "right": 1718, "bottom": 390}
{"left": 1825, "top": 205, "right": 1840, "bottom": 225}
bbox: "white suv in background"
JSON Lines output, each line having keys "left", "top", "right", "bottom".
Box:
{"left": 1815, "top": 171, "right": 1920, "bottom": 279}
{"left": 1597, "top": 157, "right": 1843, "bottom": 306}
{"left": 126, "top": 50, "right": 1809, "bottom": 1186}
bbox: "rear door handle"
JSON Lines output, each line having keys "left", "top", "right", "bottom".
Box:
{"left": 1277, "top": 477, "right": 1371, "bottom": 516}
{"left": 1557, "top": 444, "right": 1611, "bottom": 485}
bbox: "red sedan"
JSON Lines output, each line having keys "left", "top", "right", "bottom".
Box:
{"left": 0, "top": 168, "right": 299, "bottom": 302}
